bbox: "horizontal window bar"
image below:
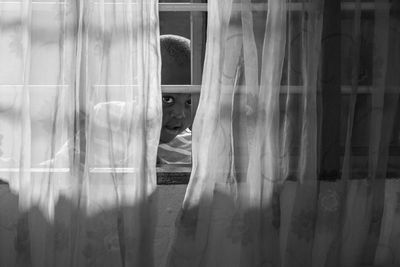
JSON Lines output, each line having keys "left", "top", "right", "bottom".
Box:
{"left": 0, "top": 168, "right": 70, "bottom": 173}
{"left": 161, "top": 85, "right": 399, "bottom": 94}
{"left": 1, "top": 84, "right": 398, "bottom": 94}
{"left": 0, "top": 2, "right": 389, "bottom": 12}
{"left": 89, "top": 167, "right": 138, "bottom": 173}
{"left": 0, "top": 85, "right": 69, "bottom": 87}
{"left": 160, "top": 2, "right": 384, "bottom": 12}
{"left": 0, "top": 166, "right": 192, "bottom": 174}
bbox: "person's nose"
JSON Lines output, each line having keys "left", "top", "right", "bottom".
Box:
{"left": 171, "top": 105, "right": 186, "bottom": 119}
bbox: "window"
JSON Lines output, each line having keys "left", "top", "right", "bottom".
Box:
{"left": 157, "top": 1, "right": 400, "bottom": 182}
{"left": 157, "top": 0, "right": 207, "bottom": 184}
{"left": 0, "top": 1, "right": 398, "bottom": 185}
{"left": 0, "top": 1, "right": 209, "bottom": 185}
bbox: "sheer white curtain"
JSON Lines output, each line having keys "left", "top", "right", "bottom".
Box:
{"left": 168, "top": 0, "right": 400, "bottom": 266}
{"left": 0, "top": 0, "right": 161, "bottom": 266}
{"left": 1, "top": 0, "right": 399, "bottom": 266}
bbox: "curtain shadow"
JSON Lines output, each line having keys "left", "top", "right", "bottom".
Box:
{"left": 0, "top": 183, "right": 157, "bottom": 267}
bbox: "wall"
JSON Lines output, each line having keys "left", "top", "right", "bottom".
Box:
{"left": 0, "top": 183, "right": 186, "bottom": 267}
{"left": 154, "top": 185, "right": 187, "bottom": 267}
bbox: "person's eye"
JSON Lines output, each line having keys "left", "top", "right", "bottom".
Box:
{"left": 162, "top": 96, "right": 174, "bottom": 105}
{"left": 186, "top": 99, "right": 191, "bottom": 105}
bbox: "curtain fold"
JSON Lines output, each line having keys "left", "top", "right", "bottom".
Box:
{"left": 0, "top": 0, "right": 399, "bottom": 267}
{"left": 168, "top": 0, "right": 400, "bottom": 266}
{"left": 0, "top": 1, "right": 161, "bottom": 266}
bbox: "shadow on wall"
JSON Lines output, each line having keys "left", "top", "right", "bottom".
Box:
{"left": 0, "top": 183, "right": 155, "bottom": 267}
{"left": 0, "top": 183, "right": 187, "bottom": 267}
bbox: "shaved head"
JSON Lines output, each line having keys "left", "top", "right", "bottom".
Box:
{"left": 160, "top": 34, "right": 191, "bottom": 85}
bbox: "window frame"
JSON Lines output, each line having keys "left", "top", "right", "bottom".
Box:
{"left": 0, "top": 1, "right": 398, "bottom": 185}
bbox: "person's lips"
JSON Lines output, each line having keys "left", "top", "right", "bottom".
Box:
{"left": 164, "top": 124, "right": 183, "bottom": 135}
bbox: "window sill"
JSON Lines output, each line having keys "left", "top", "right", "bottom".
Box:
{"left": 156, "top": 164, "right": 191, "bottom": 185}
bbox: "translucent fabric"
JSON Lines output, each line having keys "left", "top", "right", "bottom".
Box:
{"left": 168, "top": 0, "right": 400, "bottom": 266}
{"left": 0, "top": 0, "right": 399, "bottom": 266}
{"left": 0, "top": 1, "right": 161, "bottom": 266}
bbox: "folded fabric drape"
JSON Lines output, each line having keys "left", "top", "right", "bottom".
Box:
{"left": 167, "top": 0, "right": 400, "bottom": 266}
{"left": 0, "top": 0, "right": 399, "bottom": 266}
{"left": 0, "top": 0, "right": 161, "bottom": 266}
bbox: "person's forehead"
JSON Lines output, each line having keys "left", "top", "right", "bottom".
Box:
{"left": 161, "top": 60, "right": 190, "bottom": 84}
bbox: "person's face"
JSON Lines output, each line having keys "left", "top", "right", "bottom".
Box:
{"left": 160, "top": 93, "right": 192, "bottom": 143}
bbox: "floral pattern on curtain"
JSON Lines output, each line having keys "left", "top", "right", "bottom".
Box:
{"left": 0, "top": 0, "right": 399, "bottom": 267}
{"left": 0, "top": 0, "right": 161, "bottom": 266}
{"left": 167, "top": 0, "right": 400, "bottom": 267}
